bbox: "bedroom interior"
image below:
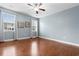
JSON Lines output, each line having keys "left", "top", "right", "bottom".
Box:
{"left": 0, "top": 3, "right": 79, "bottom": 56}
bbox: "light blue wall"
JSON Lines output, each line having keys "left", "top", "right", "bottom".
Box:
{"left": 0, "top": 7, "right": 38, "bottom": 41}
{"left": 0, "top": 8, "right": 3, "bottom": 40}
{"left": 40, "top": 6, "right": 79, "bottom": 44}
{"left": 1, "top": 9, "right": 16, "bottom": 40}
{"left": 15, "top": 13, "right": 31, "bottom": 39}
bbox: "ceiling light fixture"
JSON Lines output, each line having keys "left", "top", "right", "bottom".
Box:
{"left": 27, "top": 3, "right": 45, "bottom": 14}
{"left": 34, "top": 7, "right": 39, "bottom": 11}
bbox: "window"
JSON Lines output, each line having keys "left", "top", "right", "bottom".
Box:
{"left": 2, "top": 12, "right": 16, "bottom": 31}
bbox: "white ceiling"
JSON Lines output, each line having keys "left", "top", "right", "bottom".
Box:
{"left": 0, "top": 3, "right": 79, "bottom": 18}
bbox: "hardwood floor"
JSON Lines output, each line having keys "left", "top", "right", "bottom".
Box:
{"left": 0, "top": 37, "right": 79, "bottom": 56}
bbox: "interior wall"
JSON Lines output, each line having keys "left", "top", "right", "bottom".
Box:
{"left": 15, "top": 13, "right": 31, "bottom": 39}
{"left": 0, "top": 8, "right": 3, "bottom": 40}
{"left": 39, "top": 6, "right": 79, "bottom": 44}
{"left": 0, "top": 7, "right": 38, "bottom": 41}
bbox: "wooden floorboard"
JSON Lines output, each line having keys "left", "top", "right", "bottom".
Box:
{"left": 0, "top": 37, "right": 79, "bottom": 56}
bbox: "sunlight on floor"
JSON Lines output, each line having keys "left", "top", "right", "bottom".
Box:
{"left": 2, "top": 46, "right": 16, "bottom": 56}
{"left": 31, "top": 41, "right": 38, "bottom": 56}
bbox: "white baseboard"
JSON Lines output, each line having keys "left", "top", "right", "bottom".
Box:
{"left": 2, "top": 39, "right": 15, "bottom": 42}
{"left": 40, "top": 36, "right": 79, "bottom": 47}
{"left": 31, "top": 36, "right": 38, "bottom": 38}
{"left": 16, "top": 37, "right": 31, "bottom": 40}
{"left": 0, "top": 37, "right": 31, "bottom": 42}
{"left": 0, "top": 36, "right": 39, "bottom": 42}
